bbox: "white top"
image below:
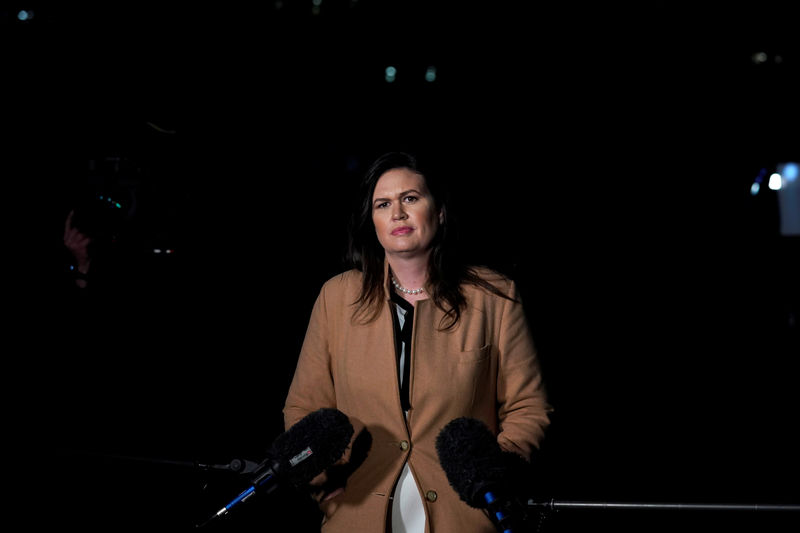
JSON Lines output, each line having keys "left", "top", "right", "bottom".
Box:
{"left": 391, "top": 303, "right": 426, "bottom": 533}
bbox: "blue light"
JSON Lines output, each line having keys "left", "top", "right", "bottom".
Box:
{"left": 781, "top": 162, "right": 798, "bottom": 183}
{"left": 385, "top": 66, "right": 397, "bottom": 83}
{"left": 17, "top": 10, "right": 34, "bottom": 22}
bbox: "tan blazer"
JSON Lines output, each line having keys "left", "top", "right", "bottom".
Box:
{"left": 284, "top": 263, "right": 551, "bottom": 533}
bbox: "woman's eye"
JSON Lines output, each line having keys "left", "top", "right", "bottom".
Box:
{"left": 403, "top": 195, "right": 418, "bottom": 203}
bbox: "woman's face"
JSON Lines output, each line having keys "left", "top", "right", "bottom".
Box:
{"left": 371, "top": 167, "right": 442, "bottom": 259}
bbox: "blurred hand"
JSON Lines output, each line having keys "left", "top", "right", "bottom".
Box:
{"left": 64, "top": 209, "right": 92, "bottom": 270}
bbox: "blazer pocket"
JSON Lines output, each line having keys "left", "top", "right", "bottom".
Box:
{"left": 457, "top": 344, "right": 491, "bottom": 364}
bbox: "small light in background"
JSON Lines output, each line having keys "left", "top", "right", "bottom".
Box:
{"left": 17, "top": 10, "right": 35, "bottom": 22}
{"left": 385, "top": 66, "right": 397, "bottom": 83}
{"left": 97, "top": 195, "right": 123, "bottom": 208}
{"left": 750, "top": 168, "right": 767, "bottom": 196}
{"left": 768, "top": 173, "right": 782, "bottom": 191}
{"left": 781, "top": 162, "right": 798, "bottom": 183}
{"left": 425, "top": 66, "right": 437, "bottom": 82}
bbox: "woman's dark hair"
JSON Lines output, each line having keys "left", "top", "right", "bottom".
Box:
{"left": 345, "top": 151, "right": 512, "bottom": 328}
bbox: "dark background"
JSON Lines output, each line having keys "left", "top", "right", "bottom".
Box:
{"left": 8, "top": 2, "right": 799, "bottom": 531}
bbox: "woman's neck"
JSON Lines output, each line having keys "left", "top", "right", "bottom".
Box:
{"left": 387, "top": 255, "right": 429, "bottom": 301}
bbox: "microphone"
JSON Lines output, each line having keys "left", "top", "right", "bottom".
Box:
{"left": 195, "top": 458, "right": 261, "bottom": 474}
{"left": 198, "top": 407, "right": 354, "bottom": 527}
{"left": 436, "top": 417, "right": 535, "bottom": 533}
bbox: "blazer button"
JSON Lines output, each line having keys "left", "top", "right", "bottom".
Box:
{"left": 399, "top": 440, "right": 410, "bottom": 451}
{"left": 425, "top": 490, "right": 438, "bottom": 502}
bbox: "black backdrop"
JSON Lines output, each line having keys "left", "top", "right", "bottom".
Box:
{"left": 10, "top": 2, "right": 799, "bottom": 532}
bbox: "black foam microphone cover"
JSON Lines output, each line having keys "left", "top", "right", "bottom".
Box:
{"left": 435, "top": 417, "right": 513, "bottom": 508}
{"left": 437, "top": 417, "right": 539, "bottom": 533}
{"left": 269, "top": 408, "right": 354, "bottom": 488}
{"left": 437, "top": 417, "right": 535, "bottom": 504}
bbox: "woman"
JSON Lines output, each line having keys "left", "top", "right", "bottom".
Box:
{"left": 284, "top": 151, "right": 551, "bottom": 532}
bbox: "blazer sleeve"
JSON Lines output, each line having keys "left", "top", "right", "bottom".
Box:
{"left": 283, "top": 284, "right": 338, "bottom": 430}
{"left": 495, "top": 281, "right": 553, "bottom": 460}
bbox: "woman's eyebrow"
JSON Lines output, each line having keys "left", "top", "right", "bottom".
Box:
{"left": 373, "top": 189, "right": 421, "bottom": 204}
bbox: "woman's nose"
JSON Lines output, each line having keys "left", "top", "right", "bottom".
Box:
{"left": 392, "top": 206, "right": 407, "bottom": 220}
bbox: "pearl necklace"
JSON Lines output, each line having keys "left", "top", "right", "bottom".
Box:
{"left": 392, "top": 277, "right": 425, "bottom": 295}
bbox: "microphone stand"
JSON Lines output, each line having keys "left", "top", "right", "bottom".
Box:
{"left": 58, "top": 448, "right": 261, "bottom": 475}
{"left": 528, "top": 499, "right": 800, "bottom": 512}
{"left": 56, "top": 449, "right": 265, "bottom": 529}
{"left": 517, "top": 499, "right": 800, "bottom": 533}
{"left": 99, "top": 453, "right": 262, "bottom": 475}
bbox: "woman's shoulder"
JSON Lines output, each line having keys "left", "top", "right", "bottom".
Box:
{"left": 319, "top": 268, "right": 364, "bottom": 294}
{"left": 461, "top": 265, "right": 523, "bottom": 305}
{"left": 466, "top": 265, "right": 515, "bottom": 289}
